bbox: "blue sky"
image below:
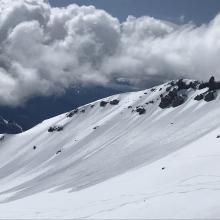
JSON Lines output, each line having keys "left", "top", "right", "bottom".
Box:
{"left": 49, "top": 0, "right": 220, "bottom": 24}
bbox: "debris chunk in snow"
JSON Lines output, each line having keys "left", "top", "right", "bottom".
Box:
{"left": 56, "top": 150, "right": 62, "bottom": 155}
{"left": 100, "top": 101, "right": 108, "bottom": 107}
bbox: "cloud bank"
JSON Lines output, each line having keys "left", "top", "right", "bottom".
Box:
{"left": 0, "top": 0, "right": 220, "bottom": 106}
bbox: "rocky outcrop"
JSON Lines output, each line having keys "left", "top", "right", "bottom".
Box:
{"left": 110, "top": 99, "right": 120, "bottom": 105}
{"left": 172, "top": 95, "right": 185, "bottom": 107}
{"left": 159, "top": 95, "right": 173, "bottom": 109}
{"left": 194, "top": 77, "right": 220, "bottom": 102}
{"left": 159, "top": 85, "right": 187, "bottom": 109}
{"left": 176, "top": 79, "right": 190, "bottom": 90}
{"left": 159, "top": 78, "right": 220, "bottom": 108}
{"left": 0, "top": 116, "right": 23, "bottom": 134}
{"left": 204, "top": 91, "right": 216, "bottom": 102}
{"left": 159, "top": 89, "right": 178, "bottom": 109}
{"left": 167, "top": 79, "right": 199, "bottom": 91}
{"left": 199, "top": 76, "right": 220, "bottom": 90}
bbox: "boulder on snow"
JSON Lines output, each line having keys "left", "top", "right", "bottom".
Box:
{"left": 48, "top": 125, "right": 63, "bottom": 132}
{"left": 110, "top": 99, "right": 120, "bottom": 105}
{"left": 56, "top": 150, "right": 62, "bottom": 154}
{"left": 93, "top": 126, "right": 99, "bottom": 130}
{"left": 204, "top": 91, "right": 216, "bottom": 102}
{"left": 66, "top": 109, "right": 78, "bottom": 118}
{"left": 136, "top": 107, "right": 146, "bottom": 115}
{"left": 48, "top": 127, "right": 55, "bottom": 132}
{"left": 57, "top": 126, "right": 64, "bottom": 131}
{"left": 100, "top": 101, "right": 108, "bottom": 107}
{"left": 194, "top": 94, "right": 204, "bottom": 101}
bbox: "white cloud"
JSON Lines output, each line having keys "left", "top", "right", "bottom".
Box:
{"left": 0, "top": 0, "right": 220, "bottom": 106}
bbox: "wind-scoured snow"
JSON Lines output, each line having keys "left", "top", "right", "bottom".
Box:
{"left": 1, "top": 80, "right": 220, "bottom": 218}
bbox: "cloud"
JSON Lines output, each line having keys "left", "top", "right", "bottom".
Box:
{"left": 0, "top": 0, "right": 220, "bottom": 106}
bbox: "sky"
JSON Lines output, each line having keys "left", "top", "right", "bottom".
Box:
{"left": 1, "top": 0, "right": 220, "bottom": 108}
{"left": 49, "top": 0, "right": 220, "bottom": 24}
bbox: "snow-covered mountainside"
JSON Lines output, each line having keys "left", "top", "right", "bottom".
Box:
{"left": 1, "top": 78, "right": 220, "bottom": 218}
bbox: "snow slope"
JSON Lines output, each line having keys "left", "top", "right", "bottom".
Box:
{"left": 1, "top": 80, "right": 220, "bottom": 218}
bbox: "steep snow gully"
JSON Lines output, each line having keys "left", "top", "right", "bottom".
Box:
{"left": 1, "top": 78, "right": 220, "bottom": 218}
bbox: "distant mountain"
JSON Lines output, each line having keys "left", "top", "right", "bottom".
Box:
{"left": 0, "top": 85, "right": 135, "bottom": 131}
{"left": 0, "top": 116, "right": 22, "bottom": 134}
{"left": 1, "top": 78, "right": 220, "bottom": 218}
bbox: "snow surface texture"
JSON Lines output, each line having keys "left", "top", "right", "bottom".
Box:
{"left": 1, "top": 80, "right": 220, "bottom": 218}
